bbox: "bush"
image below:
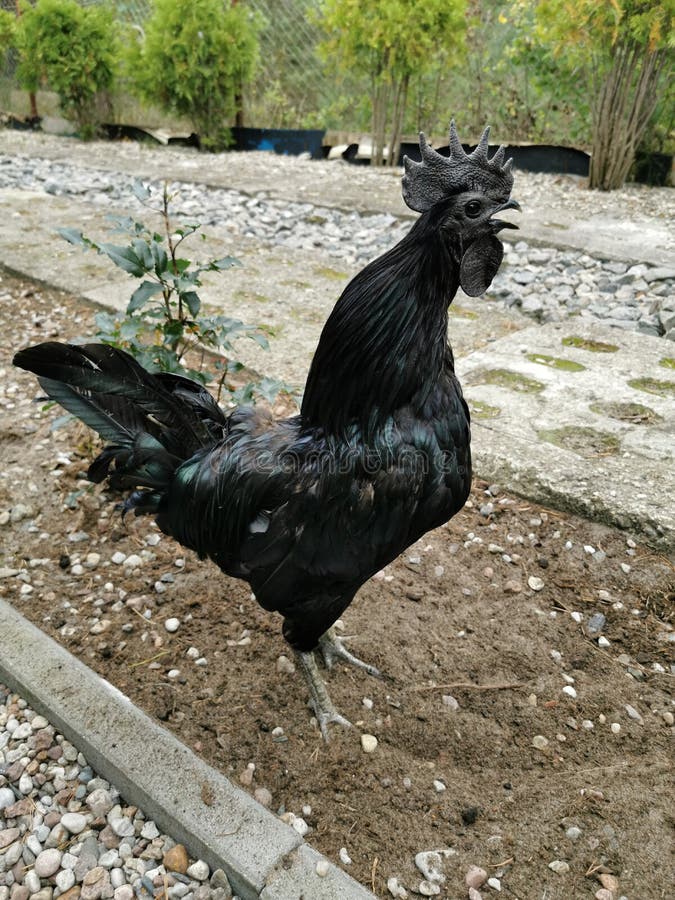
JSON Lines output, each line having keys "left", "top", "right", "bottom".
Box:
{"left": 15, "top": 0, "right": 117, "bottom": 138}
{"left": 0, "top": 9, "right": 16, "bottom": 53}
{"left": 126, "top": 0, "right": 261, "bottom": 151}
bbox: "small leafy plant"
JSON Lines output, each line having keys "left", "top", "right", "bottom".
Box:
{"left": 59, "top": 180, "right": 286, "bottom": 405}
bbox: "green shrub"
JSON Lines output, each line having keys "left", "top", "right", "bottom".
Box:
{"left": 126, "top": 0, "right": 261, "bottom": 151}
{"left": 16, "top": 0, "right": 117, "bottom": 138}
{"left": 0, "top": 9, "right": 16, "bottom": 52}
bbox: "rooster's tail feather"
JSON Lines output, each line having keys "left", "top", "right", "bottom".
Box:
{"left": 13, "top": 342, "right": 220, "bottom": 512}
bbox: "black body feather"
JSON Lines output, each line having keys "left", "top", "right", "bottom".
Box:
{"left": 14, "top": 176, "right": 519, "bottom": 653}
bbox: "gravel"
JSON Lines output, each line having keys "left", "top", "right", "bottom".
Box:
{"left": 0, "top": 683, "right": 236, "bottom": 900}
{"left": 1, "top": 153, "right": 674, "bottom": 338}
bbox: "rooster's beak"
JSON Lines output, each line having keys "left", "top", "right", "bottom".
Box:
{"left": 491, "top": 198, "right": 521, "bottom": 231}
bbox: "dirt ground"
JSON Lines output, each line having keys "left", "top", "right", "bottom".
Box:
{"left": 0, "top": 269, "right": 673, "bottom": 900}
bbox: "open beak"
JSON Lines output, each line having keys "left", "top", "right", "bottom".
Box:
{"left": 491, "top": 198, "right": 521, "bottom": 231}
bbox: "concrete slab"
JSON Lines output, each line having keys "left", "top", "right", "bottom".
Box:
{"left": 1, "top": 130, "right": 673, "bottom": 267}
{"left": 0, "top": 598, "right": 376, "bottom": 900}
{"left": 461, "top": 319, "right": 674, "bottom": 548}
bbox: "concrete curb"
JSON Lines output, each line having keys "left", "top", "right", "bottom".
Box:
{"left": 0, "top": 598, "right": 376, "bottom": 900}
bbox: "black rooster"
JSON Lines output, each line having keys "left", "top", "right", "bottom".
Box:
{"left": 14, "top": 123, "right": 518, "bottom": 737}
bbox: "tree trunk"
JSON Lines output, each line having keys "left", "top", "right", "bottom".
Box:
{"left": 371, "top": 78, "right": 389, "bottom": 166}
{"left": 589, "top": 40, "right": 669, "bottom": 190}
{"left": 387, "top": 73, "right": 409, "bottom": 167}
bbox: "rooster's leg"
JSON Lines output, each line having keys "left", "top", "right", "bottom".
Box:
{"left": 295, "top": 649, "right": 352, "bottom": 740}
{"left": 318, "top": 627, "right": 382, "bottom": 678}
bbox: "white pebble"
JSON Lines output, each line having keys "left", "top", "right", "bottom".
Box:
{"left": 291, "top": 816, "right": 309, "bottom": 836}
{"left": 56, "top": 868, "right": 76, "bottom": 892}
{"left": 528, "top": 575, "right": 545, "bottom": 591}
{"left": 111, "top": 551, "right": 126, "bottom": 565}
{"left": 442, "top": 694, "right": 459, "bottom": 710}
{"left": 487, "top": 876, "right": 501, "bottom": 891}
{"left": 532, "top": 735, "right": 549, "bottom": 750}
{"left": 387, "top": 876, "right": 408, "bottom": 898}
{"left": 110, "top": 817, "right": 135, "bottom": 838}
{"left": 620, "top": 562, "right": 631, "bottom": 574}
{"left": 18, "top": 772, "right": 33, "bottom": 793}
{"left": 34, "top": 848, "right": 62, "bottom": 877}
{"left": 610, "top": 722, "right": 621, "bottom": 734}
{"left": 23, "top": 871, "right": 41, "bottom": 894}
{"left": 316, "top": 859, "right": 330, "bottom": 877}
{"left": 361, "top": 734, "right": 378, "bottom": 753}
{"left": 186, "top": 647, "right": 200, "bottom": 659}
{"left": 362, "top": 697, "right": 373, "bottom": 710}
{"left": 125, "top": 554, "right": 143, "bottom": 568}
{"left": 339, "top": 847, "right": 352, "bottom": 865}
{"left": 167, "top": 669, "right": 180, "bottom": 679}
{"left": 433, "top": 779, "right": 446, "bottom": 793}
{"left": 164, "top": 617, "right": 180, "bottom": 632}
{"left": 562, "top": 686, "right": 577, "bottom": 699}
{"left": 548, "top": 859, "right": 570, "bottom": 874}
{"left": 571, "top": 611, "right": 583, "bottom": 623}
{"left": 186, "top": 859, "right": 210, "bottom": 881}
{"left": 61, "top": 812, "right": 87, "bottom": 834}
{"left": 598, "top": 636, "right": 610, "bottom": 648}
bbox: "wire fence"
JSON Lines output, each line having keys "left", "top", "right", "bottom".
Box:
{"left": 0, "top": 0, "right": 333, "bottom": 127}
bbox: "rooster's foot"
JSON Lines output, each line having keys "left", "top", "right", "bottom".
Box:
{"left": 295, "top": 649, "right": 352, "bottom": 740}
{"left": 318, "top": 627, "right": 382, "bottom": 678}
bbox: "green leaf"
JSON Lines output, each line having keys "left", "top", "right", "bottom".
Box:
{"left": 58, "top": 227, "right": 94, "bottom": 248}
{"left": 181, "top": 290, "right": 201, "bottom": 316}
{"left": 127, "top": 280, "right": 164, "bottom": 313}
{"left": 210, "top": 255, "right": 241, "bottom": 270}
{"left": 99, "top": 243, "right": 148, "bottom": 277}
{"left": 174, "top": 258, "right": 191, "bottom": 274}
{"left": 151, "top": 241, "right": 168, "bottom": 275}
{"left": 132, "top": 239, "right": 155, "bottom": 270}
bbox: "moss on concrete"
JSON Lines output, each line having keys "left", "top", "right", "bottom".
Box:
{"left": 628, "top": 377, "right": 675, "bottom": 398}
{"left": 562, "top": 335, "right": 619, "bottom": 353}
{"left": 590, "top": 401, "right": 662, "bottom": 425}
{"left": 468, "top": 368, "right": 545, "bottom": 394}
{"left": 538, "top": 426, "right": 620, "bottom": 457}
{"left": 469, "top": 400, "right": 501, "bottom": 419}
{"left": 314, "top": 266, "right": 349, "bottom": 280}
{"left": 526, "top": 352, "right": 586, "bottom": 372}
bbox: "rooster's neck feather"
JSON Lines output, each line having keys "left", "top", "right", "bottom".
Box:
{"left": 301, "top": 208, "right": 461, "bottom": 437}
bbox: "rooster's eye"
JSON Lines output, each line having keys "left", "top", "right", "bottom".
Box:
{"left": 464, "top": 200, "right": 482, "bottom": 218}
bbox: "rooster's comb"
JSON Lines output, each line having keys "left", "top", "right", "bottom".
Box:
{"left": 402, "top": 120, "right": 514, "bottom": 213}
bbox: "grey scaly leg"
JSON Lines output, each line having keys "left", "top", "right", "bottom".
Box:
{"left": 295, "top": 649, "right": 352, "bottom": 740}
{"left": 318, "top": 627, "right": 382, "bottom": 677}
